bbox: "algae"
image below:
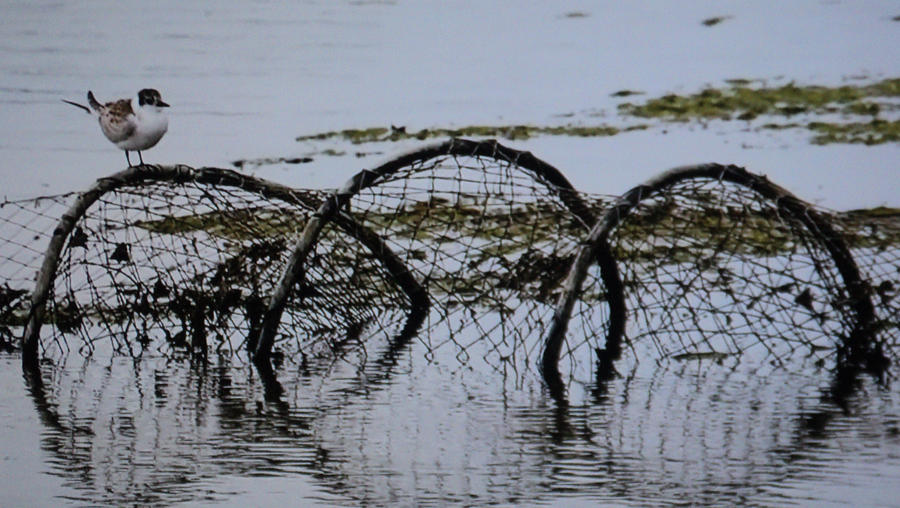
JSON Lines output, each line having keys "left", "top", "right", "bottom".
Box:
{"left": 233, "top": 156, "right": 314, "bottom": 169}
{"left": 295, "top": 123, "right": 625, "bottom": 144}
{"left": 618, "top": 77, "right": 900, "bottom": 144}
{"left": 808, "top": 119, "right": 900, "bottom": 145}
{"left": 843, "top": 206, "right": 900, "bottom": 218}
{"left": 617, "top": 79, "right": 900, "bottom": 121}
{"left": 134, "top": 207, "right": 309, "bottom": 242}
{"left": 281, "top": 78, "right": 900, "bottom": 152}
{"left": 130, "top": 194, "right": 900, "bottom": 266}
{"left": 3, "top": 195, "right": 899, "bottom": 328}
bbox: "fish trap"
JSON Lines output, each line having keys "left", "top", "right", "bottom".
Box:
{"left": 0, "top": 140, "right": 895, "bottom": 389}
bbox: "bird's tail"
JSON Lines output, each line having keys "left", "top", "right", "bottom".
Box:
{"left": 63, "top": 91, "right": 103, "bottom": 114}
{"left": 87, "top": 91, "right": 102, "bottom": 111}
{"left": 62, "top": 98, "right": 91, "bottom": 114}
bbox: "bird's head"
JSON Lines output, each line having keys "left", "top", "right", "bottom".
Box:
{"left": 138, "top": 88, "right": 170, "bottom": 109}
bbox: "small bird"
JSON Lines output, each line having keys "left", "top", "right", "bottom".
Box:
{"left": 63, "top": 89, "right": 169, "bottom": 167}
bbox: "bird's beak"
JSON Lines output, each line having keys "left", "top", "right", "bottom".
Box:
{"left": 158, "top": 100, "right": 170, "bottom": 108}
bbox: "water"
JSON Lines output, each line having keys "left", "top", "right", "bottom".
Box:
{"left": 2, "top": 1, "right": 899, "bottom": 506}
{"left": 3, "top": 351, "right": 900, "bottom": 506}
{"left": 3, "top": 1, "right": 899, "bottom": 207}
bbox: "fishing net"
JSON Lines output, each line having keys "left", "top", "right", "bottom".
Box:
{"left": 835, "top": 210, "right": 900, "bottom": 352}
{"left": 602, "top": 178, "right": 853, "bottom": 369}
{"left": 552, "top": 165, "right": 898, "bottom": 385}
{"left": 7, "top": 166, "right": 418, "bottom": 363}
{"left": 1, "top": 140, "right": 897, "bottom": 386}
{"left": 318, "top": 140, "right": 611, "bottom": 378}
{"left": 0, "top": 193, "right": 75, "bottom": 345}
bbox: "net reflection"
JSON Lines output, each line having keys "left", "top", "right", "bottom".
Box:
{"left": 22, "top": 337, "right": 899, "bottom": 506}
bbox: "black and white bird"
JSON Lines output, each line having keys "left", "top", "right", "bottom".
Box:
{"left": 63, "top": 89, "right": 169, "bottom": 167}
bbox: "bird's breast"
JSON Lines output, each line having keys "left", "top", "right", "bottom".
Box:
{"left": 116, "top": 111, "right": 168, "bottom": 151}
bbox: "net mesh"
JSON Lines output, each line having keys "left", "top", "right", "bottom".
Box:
{"left": 1, "top": 141, "right": 897, "bottom": 384}
{"left": 0, "top": 194, "right": 76, "bottom": 345}
{"left": 339, "top": 152, "right": 610, "bottom": 377}
{"left": 836, "top": 210, "right": 900, "bottom": 350}
{"left": 48, "top": 181, "right": 315, "bottom": 358}
{"left": 4, "top": 172, "right": 417, "bottom": 362}
{"left": 588, "top": 178, "right": 854, "bottom": 373}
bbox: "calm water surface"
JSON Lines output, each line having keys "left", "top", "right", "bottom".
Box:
{"left": 2, "top": 349, "right": 899, "bottom": 506}
{"left": 2, "top": 1, "right": 900, "bottom": 506}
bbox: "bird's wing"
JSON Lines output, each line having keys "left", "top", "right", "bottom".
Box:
{"left": 107, "top": 98, "right": 135, "bottom": 117}
{"left": 98, "top": 107, "right": 137, "bottom": 144}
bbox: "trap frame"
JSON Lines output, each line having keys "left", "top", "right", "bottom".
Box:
{"left": 1, "top": 139, "right": 896, "bottom": 391}
{"left": 545, "top": 164, "right": 889, "bottom": 385}
{"left": 253, "top": 138, "right": 615, "bottom": 381}
{"left": 14, "top": 165, "right": 423, "bottom": 365}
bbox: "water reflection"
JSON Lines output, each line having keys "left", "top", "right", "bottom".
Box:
{"left": 19, "top": 342, "right": 900, "bottom": 506}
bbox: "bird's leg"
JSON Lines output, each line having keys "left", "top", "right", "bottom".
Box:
{"left": 137, "top": 151, "right": 145, "bottom": 166}
{"left": 125, "top": 150, "right": 133, "bottom": 167}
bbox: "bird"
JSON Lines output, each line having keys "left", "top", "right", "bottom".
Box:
{"left": 63, "top": 88, "right": 169, "bottom": 167}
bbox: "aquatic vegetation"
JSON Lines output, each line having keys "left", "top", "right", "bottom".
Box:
{"left": 9, "top": 191, "right": 895, "bottom": 333}
{"left": 618, "top": 78, "right": 900, "bottom": 121}
{"left": 839, "top": 206, "right": 900, "bottom": 251}
{"left": 618, "top": 77, "right": 900, "bottom": 144}
{"left": 0, "top": 284, "right": 29, "bottom": 327}
{"left": 278, "top": 78, "right": 900, "bottom": 157}
{"left": 295, "top": 79, "right": 899, "bottom": 150}
{"left": 808, "top": 119, "right": 900, "bottom": 145}
{"left": 232, "top": 156, "right": 313, "bottom": 169}
{"left": 297, "top": 126, "right": 392, "bottom": 143}
{"left": 134, "top": 207, "right": 308, "bottom": 242}
{"left": 296, "top": 124, "right": 625, "bottom": 144}
{"left": 124, "top": 198, "right": 900, "bottom": 300}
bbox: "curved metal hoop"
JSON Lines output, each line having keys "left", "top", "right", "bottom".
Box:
{"left": 543, "top": 163, "right": 879, "bottom": 380}
{"left": 253, "top": 138, "right": 618, "bottom": 362}
{"left": 18, "top": 156, "right": 886, "bottom": 390}
{"left": 21, "top": 165, "right": 421, "bottom": 367}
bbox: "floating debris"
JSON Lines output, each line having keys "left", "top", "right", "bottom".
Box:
{"left": 233, "top": 156, "right": 314, "bottom": 169}
{"left": 672, "top": 351, "right": 733, "bottom": 361}
{"left": 701, "top": 16, "right": 732, "bottom": 27}
{"left": 111, "top": 242, "right": 130, "bottom": 263}
{"left": 611, "top": 90, "right": 643, "bottom": 97}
